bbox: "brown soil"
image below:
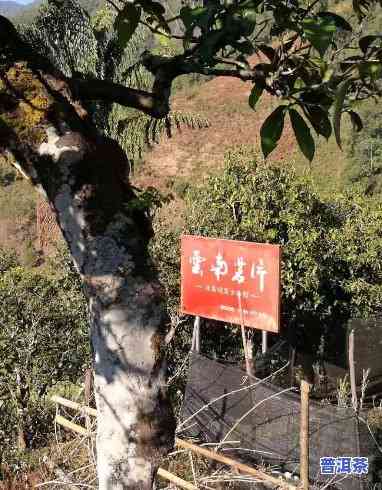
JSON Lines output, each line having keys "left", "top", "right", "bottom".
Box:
{"left": 132, "top": 60, "right": 297, "bottom": 191}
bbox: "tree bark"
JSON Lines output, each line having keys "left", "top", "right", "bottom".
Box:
{"left": 1, "top": 62, "right": 176, "bottom": 489}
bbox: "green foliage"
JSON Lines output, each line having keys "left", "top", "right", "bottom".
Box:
{"left": 302, "top": 16, "right": 337, "bottom": 57}
{"left": 115, "top": 3, "right": 142, "bottom": 49}
{"left": 345, "top": 98, "right": 382, "bottom": 195}
{"left": 333, "top": 79, "right": 352, "bottom": 148}
{"left": 0, "top": 249, "right": 90, "bottom": 458}
{"left": 289, "top": 108, "right": 315, "bottom": 161}
{"left": 0, "top": 157, "right": 17, "bottom": 187}
{"left": 7, "top": 0, "right": 382, "bottom": 163}
{"left": 260, "top": 105, "right": 286, "bottom": 158}
{"left": 151, "top": 147, "right": 382, "bottom": 362}
{"left": 248, "top": 84, "right": 263, "bottom": 110}
{"left": 0, "top": 247, "right": 18, "bottom": 273}
{"left": 19, "top": 0, "right": 99, "bottom": 78}
{"left": 115, "top": 110, "right": 209, "bottom": 164}
{"left": 0, "top": 174, "right": 37, "bottom": 222}
{"left": 16, "top": 0, "right": 208, "bottom": 169}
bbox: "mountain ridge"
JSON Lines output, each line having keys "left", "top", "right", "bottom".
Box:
{"left": 0, "top": 0, "right": 40, "bottom": 19}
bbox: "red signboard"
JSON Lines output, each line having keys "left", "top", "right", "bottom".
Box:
{"left": 181, "top": 235, "right": 281, "bottom": 332}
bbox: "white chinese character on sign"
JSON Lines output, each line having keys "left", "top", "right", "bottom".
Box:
{"left": 232, "top": 257, "right": 246, "bottom": 284}
{"left": 210, "top": 253, "right": 228, "bottom": 280}
{"left": 250, "top": 259, "right": 268, "bottom": 292}
{"left": 190, "top": 250, "right": 206, "bottom": 276}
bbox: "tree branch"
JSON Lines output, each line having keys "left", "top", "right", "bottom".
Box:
{"left": 0, "top": 14, "right": 270, "bottom": 121}
{"left": 69, "top": 51, "right": 269, "bottom": 118}
{"left": 67, "top": 77, "right": 170, "bottom": 118}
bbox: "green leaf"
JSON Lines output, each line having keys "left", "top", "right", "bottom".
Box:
{"left": 358, "top": 61, "right": 382, "bottom": 81}
{"left": 293, "top": 78, "right": 305, "bottom": 90}
{"left": 359, "top": 35, "right": 382, "bottom": 53}
{"left": 257, "top": 44, "right": 276, "bottom": 63}
{"left": 302, "top": 106, "right": 332, "bottom": 140}
{"left": 241, "top": 8, "right": 257, "bottom": 24}
{"left": 137, "top": 0, "right": 165, "bottom": 16}
{"left": 239, "top": 0, "right": 263, "bottom": 9}
{"left": 302, "top": 17, "right": 336, "bottom": 57}
{"left": 180, "top": 6, "right": 210, "bottom": 29}
{"left": 347, "top": 110, "right": 363, "bottom": 132}
{"left": 317, "top": 12, "right": 352, "bottom": 31}
{"left": 289, "top": 108, "right": 315, "bottom": 162}
{"left": 249, "top": 84, "right": 263, "bottom": 110}
{"left": 232, "top": 40, "right": 254, "bottom": 55}
{"left": 238, "top": 8, "right": 257, "bottom": 36}
{"left": 260, "top": 106, "right": 286, "bottom": 158}
{"left": 353, "top": 0, "right": 374, "bottom": 19}
{"left": 333, "top": 79, "right": 351, "bottom": 149}
{"left": 115, "top": 4, "right": 141, "bottom": 49}
{"left": 199, "top": 30, "right": 225, "bottom": 61}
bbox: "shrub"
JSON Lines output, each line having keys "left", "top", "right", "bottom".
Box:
{"left": 0, "top": 248, "right": 90, "bottom": 465}
{"left": 345, "top": 99, "right": 382, "bottom": 196}
{"left": 150, "top": 147, "right": 382, "bottom": 370}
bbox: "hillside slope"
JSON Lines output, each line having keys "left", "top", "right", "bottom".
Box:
{"left": 132, "top": 62, "right": 349, "bottom": 196}
{"left": 0, "top": 0, "right": 32, "bottom": 17}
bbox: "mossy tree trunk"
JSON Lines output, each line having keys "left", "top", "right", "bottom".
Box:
{"left": 0, "top": 60, "right": 175, "bottom": 488}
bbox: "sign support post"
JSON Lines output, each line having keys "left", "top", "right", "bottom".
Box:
{"left": 262, "top": 331, "right": 268, "bottom": 354}
{"left": 181, "top": 235, "right": 281, "bottom": 381}
{"left": 238, "top": 292, "right": 254, "bottom": 379}
{"left": 191, "top": 316, "right": 201, "bottom": 353}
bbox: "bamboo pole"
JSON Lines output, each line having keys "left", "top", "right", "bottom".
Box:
{"left": 299, "top": 380, "right": 311, "bottom": 490}
{"left": 157, "top": 468, "right": 198, "bottom": 490}
{"left": 53, "top": 397, "right": 297, "bottom": 489}
{"left": 55, "top": 414, "right": 90, "bottom": 436}
{"left": 54, "top": 415, "right": 197, "bottom": 490}
{"left": 51, "top": 395, "right": 97, "bottom": 417}
{"left": 175, "top": 438, "right": 296, "bottom": 490}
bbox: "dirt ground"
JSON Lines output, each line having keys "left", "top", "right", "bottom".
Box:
{"left": 132, "top": 60, "right": 297, "bottom": 191}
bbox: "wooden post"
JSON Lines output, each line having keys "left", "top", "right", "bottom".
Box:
{"left": 289, "top": 346, "right": 296, "bottom": 387}
{"left": 84, "top": 368, "right": 93, "bottom": 406}
{"left": 348, "top": 328, "right": 358, "bottom": 412}
{"left": 300, "top": 380, "right": 311, "bottom": 490}
{"left": 84, "top": 368, "right": 93, "bottom": 432}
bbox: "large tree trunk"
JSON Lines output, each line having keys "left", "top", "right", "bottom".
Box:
{"left": 90, "top": 291, "right": 175, "bottom": 489}
{"left": 43, "top": 131, "right": 176, "bottom": 489}
{"left": 1, "top": 61, "right": 176, "bottom": 488}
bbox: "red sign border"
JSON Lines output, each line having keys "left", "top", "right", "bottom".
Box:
{"left": 180, "top": 234, "right": 282, "bottom": 332}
